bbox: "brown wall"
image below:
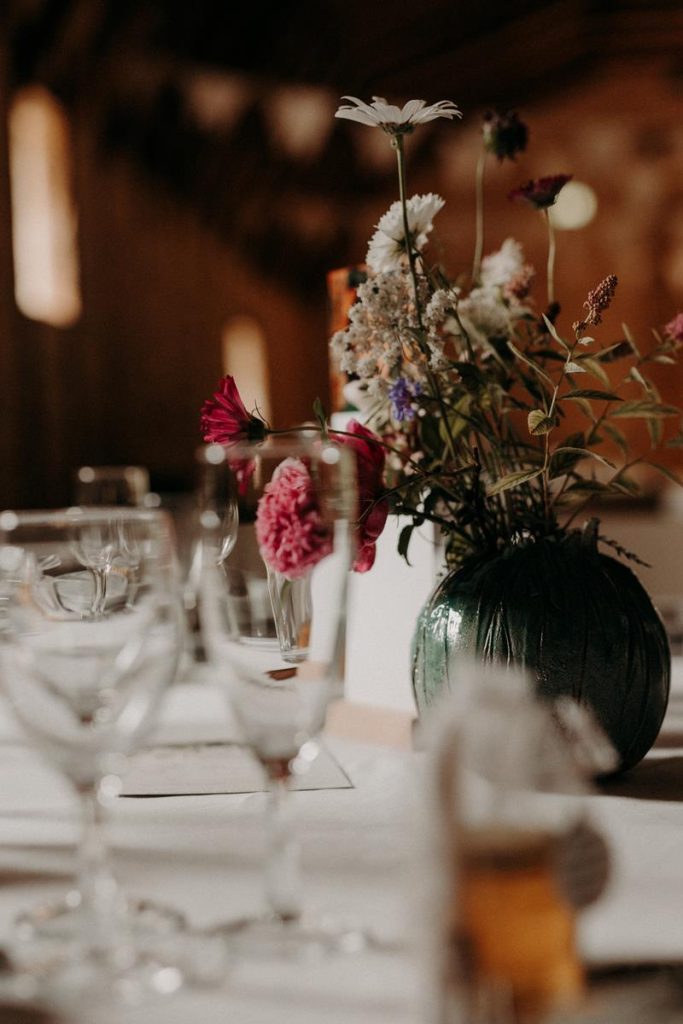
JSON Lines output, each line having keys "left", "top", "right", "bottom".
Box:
{"left": 0, "top": 88, "right": 331, "bottom": 508}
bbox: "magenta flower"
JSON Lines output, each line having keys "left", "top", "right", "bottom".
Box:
{"left": 200, "top": 375, "right": 267, "bottom": 445}
{"left": 332, "top": 420, "right": 388, "bottom": 573}
{"left": 255, "top": 458, "right": 333, "bottom": 580}
{"left": 509, "top": 174, "right": 572, "bottom": 210}
{"left": 664, "top": 313, "right": 683, "bottom": 344}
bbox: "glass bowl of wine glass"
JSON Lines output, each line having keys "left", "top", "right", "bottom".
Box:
{"left": 0, "top": 506, "right": 188, "bottom": 1000}
{"left": 196, "top": 436, "right": 365, "bottom": 958}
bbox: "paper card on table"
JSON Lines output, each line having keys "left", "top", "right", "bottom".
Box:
{"left": 121, "top": 741, "right": 352, "bottom": 796}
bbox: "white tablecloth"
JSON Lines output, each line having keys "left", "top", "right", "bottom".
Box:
{"left": 1, "top": 661, "right": 683, "bottom": 1022}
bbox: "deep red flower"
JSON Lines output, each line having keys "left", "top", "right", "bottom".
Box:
{"left": 482, "top": 110, "right": 528, "bottom": 162}
{"left": 200, "top": 375, "right": 267, "bottom": 445}
{"left": 332, "top": 419, "right": 388, "bottom": 573}
{"left": 509, "top": 174, "right": 572, "bottom": 210}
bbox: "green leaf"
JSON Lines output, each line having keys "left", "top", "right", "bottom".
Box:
{"left": 577, "top": 336, "right": 595, "bottom": 347}
{"left": 541, "top": 314, "right": 570, "bottom": 352}
{"left": 621, "top": 322, "right": 641, "bottom": 357}
{"left": 601, "top": 422, "right": 629, "bottom": 453}
{"left": 564, "top": 361, "right": 585, "bottom": 374}
{"left": 576, "top": 356, "right": 609, "bottom": 385}
{"left": 641, "top": 460, "right": 683, "bottom": 487}
{"left": 507, "top": 342, "right": 555, "bottom": 388}
{"left": 451, "top": 362, "right": 486, "bottom": 391}
{"left": 527, "top": 410, "right": 554, "bottom": 435}
{"left": 647, "top": 416, "right": 663, "bottom": 448}
{"left": 526, "top": 348, "right": 565, "bottom": 363}
{"left": 610, "top": 474, "right": 641, "bottom": 496}
{"left": 628, "top": 366, "right": 651, "bottom": 392}
{"left": 487, "top": 468, "right": 543, "bottom": 496}
{"left": 563, "top": 389, "right": 623, "bottom": 402}
{"left": 595, "top": 340, "right": 633, "bottom": 363}
{"left": 654, "top": 355, "right": 677, "bottom": 365}
{"left": 610, "top": 400, "right": 680, "bottom": 419}
{"left": 551, "top": 446, "right": 616, "bottom": 470}
{"left": 571, "top": 397, "right": 596, "bottom": 420}
{"left": 398, "top": 524, "right": 414, "bottom": 565}
{"left": 563, "top": 480, "right": 614, "bottom": 494}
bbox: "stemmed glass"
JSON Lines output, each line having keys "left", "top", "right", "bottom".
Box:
{"left": 0, "top": 507, "right": 187, "bottom": 996}
{"left": 197, "top": 436, "right": 358, "bottom": 957}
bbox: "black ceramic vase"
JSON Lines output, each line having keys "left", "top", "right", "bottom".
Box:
{"left": 411, "top": 527, "right": 671, "bottom": 772}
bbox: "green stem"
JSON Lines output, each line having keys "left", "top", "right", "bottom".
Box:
{"left": 472, "top": 149, "right": 486, "bottom": 284}
{"left": 393, "top": 134, "right": 459, "bottom": 467}
{"left": 395, "top": 135, "right": 421, "bottom": 308}
{"left": 545, "top": 209, "right": 556, "bottom": 306}
{"left": 268, "top": 426, "right": 417, "bottom": 468}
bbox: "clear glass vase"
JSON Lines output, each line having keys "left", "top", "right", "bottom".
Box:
{"left": 267, "top": 568, "right": 313, "bottom": 663}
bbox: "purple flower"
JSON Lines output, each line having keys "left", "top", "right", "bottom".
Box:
{"left": 482, "top": 110, "right": 528, "bottom": 162}
{"left": 389, "top": 378, "right": 421, "bottom": 421}
{"left": 509, "top": 174, "right": 572, "bottom": 210}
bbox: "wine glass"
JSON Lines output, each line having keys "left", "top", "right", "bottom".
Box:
{"left": 197, "top": 436, "right": 360, "bottom": 957}
{"left": 73, "top": 465, "right": 153, "bottom": 508}
{"left": 0, "top": 507, "right": 187, "bottom": 997}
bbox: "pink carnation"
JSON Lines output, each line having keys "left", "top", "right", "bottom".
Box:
{"left": 255, "top": 458, "right": 333, "bottom": 579}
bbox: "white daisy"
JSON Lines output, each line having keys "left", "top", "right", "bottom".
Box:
{"left": 335, "top": 96, "right": 461, "bottom": 135}
{"left": 366, "top": 193, "right": 445, "bottom": 273}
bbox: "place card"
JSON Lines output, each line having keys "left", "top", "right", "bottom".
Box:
{"left": 121, "top": 740, "right": 352, "bottom": 797}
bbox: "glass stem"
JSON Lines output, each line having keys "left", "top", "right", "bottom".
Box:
{"left": 77, "top": 784, "right": 125, "bottom": 958}
{"left": 264, "top": 776, "right": 302, "bottom": 922}
{"left": 90, "top": 567, "right": 108, "bottom": 617}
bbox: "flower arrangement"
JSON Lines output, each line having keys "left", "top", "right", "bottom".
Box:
{"left": 202, "top": 95, "right": 683, "bottom": 575}
{"left": 329, "top": 95, "right": 683, "bottom": 568}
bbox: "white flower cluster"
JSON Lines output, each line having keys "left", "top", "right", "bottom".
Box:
{"left": 423, "top": 288, "right": 461, "bottom": 370}
{"left": 330, "top": 212, "right": 537, "bottom": 405}
{"left": 458, "top": 238, "right": 534, "bottom": 349}
{"left": 330, "top": 269, "right": 429, "bottom": 394}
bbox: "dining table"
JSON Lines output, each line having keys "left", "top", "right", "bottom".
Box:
{"left": 1, "top": 654, "right": 683, "bottom": 1023}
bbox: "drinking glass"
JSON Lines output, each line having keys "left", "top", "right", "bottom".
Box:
{"left": 197, "top": 437, "right": 359, "bottom": 956}
{"left": 0, "top": 507, "right": 187, "bottom": 996}
{"left": 73, "top": 465, "right": 152, "bottom": 508}
{"left": 425, "top": 663, "right": 614, "bottom": 1024}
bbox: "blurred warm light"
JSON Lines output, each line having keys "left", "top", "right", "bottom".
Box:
{"left": 8, "top": 85, "right": 82, "bottom": 327}
{"left": 549, "top": 180, "right": 598, "bottom": 230}
{"left": 266, "top": 86, "right": 334, "bottom": 160}
{"left": 185, "top": 72, "right": 252, "bottom": 131}
{"left": 221, "top": 316, "right": 271, "bottom": 421}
